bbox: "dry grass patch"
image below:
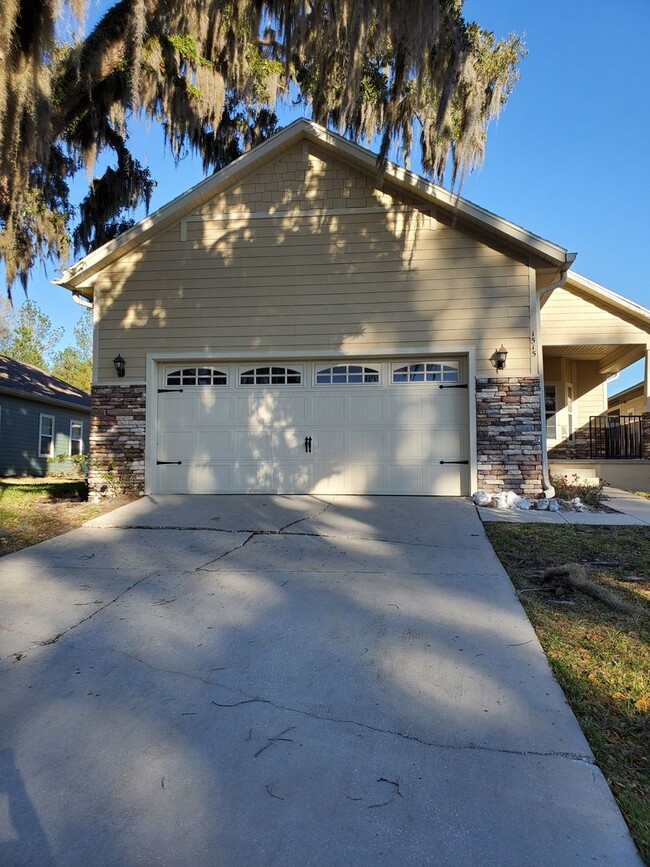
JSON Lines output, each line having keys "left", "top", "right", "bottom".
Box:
{"left": 485, "top": 523, "right": 649, "bottom": 863}
{"left": 0, "top": 479, "right": 136, "bottom": 556}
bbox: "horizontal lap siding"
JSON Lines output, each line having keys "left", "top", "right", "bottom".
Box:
{"left": 542, "top": 287, "right": 650, "bottom": 344}
{"left": 0, "top": 395, "right": 89, "bottom": 476}
{"left": 96, "top": 142, "right": 532, "bottom": 381}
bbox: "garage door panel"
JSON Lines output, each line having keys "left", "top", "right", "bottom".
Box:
{"left": 387, "top": 464, "right": 427, "bottom": 493}
{"left": 428, "top": 463, "right": 469, "bottom": 496}
{"left": 424, "top": 428, "right": 468, "bottom": 461}
{"left": 233, "top": 430, "right": 272, "bottom": 460}
{"left": 274, "top": 464, "right": 313, "bottom": 492}
{"left": 350, "top": 396, "right": 384, "bottom": 423}
{"left": 234, "top": 462, "right": 274, "bottom": 492}
{"left": 198, "top": 396, "right": 231, "bottom": 424}
{"left": 312, "top": 396, "right": 349, "bottom": 424}
{"left": 388, "top": 429, "right": 423, "bottom": 459}
{"left": 158, "top": 394, "right": 197, "bottom": 427}
{"left": 156, "top": 358, "right": 470, "bottom": 495}
{"left": 273, "top": 428, "right": 307, "bottom": 459}
{"left": 196, "top": 430, "right": 232, "bottom": 459}
{"left": 158, "top": 430, "right": 193, "bottom": 461}
{"left": 310, "top": 430, "right": 346, "bottom": 459}
{"left": 348, "top": 429, "right": 385, "bottom": 458}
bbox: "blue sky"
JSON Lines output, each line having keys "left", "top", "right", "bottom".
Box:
{"left": 24, "top": 0, "right": 650, "bottom": 392}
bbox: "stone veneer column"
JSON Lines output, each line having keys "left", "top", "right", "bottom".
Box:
{"left": 89, "top": 385, "right": 146, "bottom": 495}
{"left": 475, "top": 376, "right": 544, "bottom": 496}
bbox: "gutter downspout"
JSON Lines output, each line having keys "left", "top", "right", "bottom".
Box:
{"left": 535, "top": 256, "right": 577, "bottom": 497}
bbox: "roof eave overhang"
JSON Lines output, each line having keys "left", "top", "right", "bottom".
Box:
{"left": 0, "top": 386, "right": 91, "bottom": 412}
{"left": 54, "top": 118, "right": 574, "bottom": 293}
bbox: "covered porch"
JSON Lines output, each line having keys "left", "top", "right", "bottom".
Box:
{"left": 540, "top": 273, "right": 650, "bottom": 489}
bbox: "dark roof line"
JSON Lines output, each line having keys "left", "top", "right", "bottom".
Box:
{"left": 0, "top": 355, "right": 90, "bottom": 410}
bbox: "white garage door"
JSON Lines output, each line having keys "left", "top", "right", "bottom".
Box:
{"left": 155, "top": 359, "right": 470, "bottom": 495}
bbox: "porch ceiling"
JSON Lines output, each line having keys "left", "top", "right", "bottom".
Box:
{"left": 543, "top": 343, "right": 645, "bottom": 373}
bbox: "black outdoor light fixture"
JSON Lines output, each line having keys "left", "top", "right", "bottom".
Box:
{"left": 113, "top": 354, "right": 126, "bottom": 378}
{"left": 491, "top": 344, "right": 508, "bottom": 372}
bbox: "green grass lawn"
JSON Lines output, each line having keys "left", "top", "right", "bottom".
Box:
{"left": 485, "top": 523, "right": 650, "bottom": 862}
{"left": 0, "top": 479, "right": 133, "bottom": 555}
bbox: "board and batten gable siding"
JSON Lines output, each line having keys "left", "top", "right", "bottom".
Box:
{"left": 93, "top": 141, "right": 533, "bottom": 382}
{"left": 0, "top": 394, "right": 88, "bottom": 476}
{"left": 541, "top": 286, "right": 650, "bottom": 346}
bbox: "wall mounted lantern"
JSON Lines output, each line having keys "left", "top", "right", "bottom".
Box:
{"left": 490, "top": 345, "right": 508, "bottom": 372}
{"left": 113, "top": 354, "right": 126, "bottom": 378}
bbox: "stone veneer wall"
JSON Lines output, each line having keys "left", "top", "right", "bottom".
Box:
{"left": 89, "top": 385, "right": 146, "bottom": 495}
{"left": 476, "top": 377, "right": 544, "bottom": 496}
{"left": 547, "top": 425, "right": 592, "bottom": 460}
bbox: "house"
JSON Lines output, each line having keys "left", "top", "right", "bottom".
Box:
{"left": 53, "top": 119, "right": 650, "bottom": 497}
{"left": 0, "top": 356, "right": 90, "bottom": 477}
{"left": 540, "top": 272, "right": 650, "bottom": 489}
{"left": 608, "top": 383, "right": 646, "bottom": 416}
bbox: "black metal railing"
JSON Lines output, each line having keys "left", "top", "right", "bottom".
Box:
{"left": 590, "top": 415, "right": 643, "bottom": 459}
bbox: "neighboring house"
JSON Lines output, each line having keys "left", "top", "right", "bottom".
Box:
{"left": 608, "top": 383, "right": 646, "bottom": 417}
{"left": 53, "top": 119, "right": 650, "bottom": 497}
{"left": 0, "top": 356, "right": 90, "bottom": 477}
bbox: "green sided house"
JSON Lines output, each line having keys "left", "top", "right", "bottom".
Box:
{"left": 53, "top": 119, "right": 650, "bottom": 497}
{"left": 0, "top": 355, "right": 90, "bottom": 477}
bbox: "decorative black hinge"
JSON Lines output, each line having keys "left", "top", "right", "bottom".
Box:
{"left": 158, "top": 388, "right": 184, "bottom": 393}
{"left": 439, "top": 460, "right": 469, "bottom": 465}
{"left": 157, "top": 460, "right": 183, "bottom": 465}
{"left": 438, "top": 384, "right": 468, "bottom": 389}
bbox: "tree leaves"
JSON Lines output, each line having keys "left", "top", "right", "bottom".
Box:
{"left": 0, "top": 0, "right": 525, "bottom": 293}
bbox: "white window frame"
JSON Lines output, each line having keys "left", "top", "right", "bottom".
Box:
{"left": 544, "top": 384, "right": 558, "bottom": 441}
{"left": 313, "top": 364, "right": 381, "bottom": 386}
{"left": 69, "top": 421, "right": 84, "bottom": 456}
{"left": 39, "top": 414, "right": 55, "bottom": 458}
{"left": 391, "top": 360, "right": 460, "bottom": 384}
{"left": 238, "top": 365, "right": 303, "bottom": 387}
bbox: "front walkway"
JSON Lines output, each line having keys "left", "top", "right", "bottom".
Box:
{"left": 0, "top": 495, "right": 641, "bottom": 865}
{"left": 478, "top": 487, "right": 650, "bottom": 525}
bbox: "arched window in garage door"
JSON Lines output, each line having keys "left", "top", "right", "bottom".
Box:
{"left": 166, "top": 367, "right": 228, "bottom": 386}
{"left": 239, "top": 366, "right": 302, "bottom": 385}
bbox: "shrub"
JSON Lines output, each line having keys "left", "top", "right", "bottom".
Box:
{"left": 551, "top": 473, "right": 607, "bottom": 508}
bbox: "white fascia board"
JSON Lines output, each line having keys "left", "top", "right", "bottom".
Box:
{"left": 54, "top": 117, "right": 572, "bottom": 291}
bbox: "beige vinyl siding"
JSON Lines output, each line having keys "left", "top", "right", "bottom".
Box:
{"left": 95, "top": 142, "right": 533, "bottom": 382}
{"left": 610, "top": 390, "right": 645, "bottom": 415}
{"left": 544, "top": 358, "right": 607, "bottom": 444}
{"left": 542, "top": 286, "right": 649, "bottom": 345}
{"left": 574, "top": 362, "right": 607, "bottom": 429}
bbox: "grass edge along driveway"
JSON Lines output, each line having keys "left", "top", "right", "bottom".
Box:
{"left": 485, "top": 522, "right": 649, "bottom": 864}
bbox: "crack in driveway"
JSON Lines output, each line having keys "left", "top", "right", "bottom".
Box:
{"left": 2, "top": 570, "right": 161, "bottom": 661}
{"left": 104, "top": 650, "right": 594, "bottom": 767}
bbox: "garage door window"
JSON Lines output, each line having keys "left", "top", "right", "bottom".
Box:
{"left": 166, "top": 367, "right": 227, "bottom": 386}
{"left": 315, "top": 364, "right": 379, "bottom": 384}
{"left": 240, "top": 366, "right": 302, "bottom": 385}
{"left": 392, "top": 361, "right": 459, "bottom": 383}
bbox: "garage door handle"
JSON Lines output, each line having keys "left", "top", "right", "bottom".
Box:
{"left": 439, "top": 460, "right": 468, "bottom": 465}
{"left": 304, "top": 436, "right": 312, "bottom": 453}
{"left": 157, "top": 460, "right": 183, "bottom": 465}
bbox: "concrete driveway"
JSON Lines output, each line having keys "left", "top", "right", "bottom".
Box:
{"left": 0, "top": 495, "right": 641, "bottom": 866}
